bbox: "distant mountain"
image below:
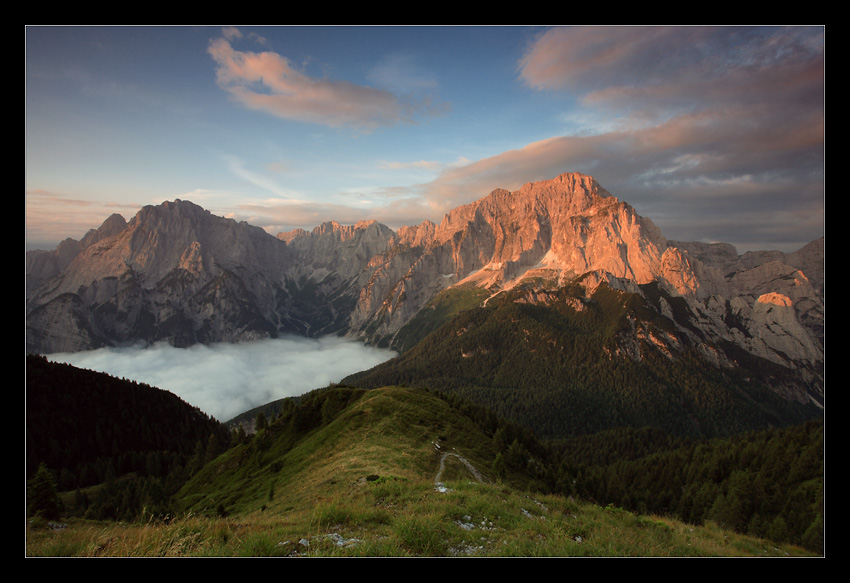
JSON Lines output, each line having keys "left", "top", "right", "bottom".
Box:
{"left": 26, "top": 172, "right": 823, "bottom": 423}
{"left": 26, "top": 200, "right": 294, "bottom": 352}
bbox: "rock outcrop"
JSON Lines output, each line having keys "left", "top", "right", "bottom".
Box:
{"left": 668, "top": 237, "right": 824, "bottom": 368}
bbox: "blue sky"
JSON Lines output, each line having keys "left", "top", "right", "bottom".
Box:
{"left": 26, "top": 26, "right": 824, "bottom": 253}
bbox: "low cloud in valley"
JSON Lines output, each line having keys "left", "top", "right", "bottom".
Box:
{"left": 46, "top": 336, "right": 397, "bottom": 423}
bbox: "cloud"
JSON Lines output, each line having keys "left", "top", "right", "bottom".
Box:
{"left": 517, "top": 26, "right": 824, "bottom": 144}
{"left": 222, "top": 154, "right": 309, "bottom": 201}
{"left": 378, "top": 159, "right": 443, "bottom": 171}
{"left": 46, "top": 336, "right": 397, "bottom": 422}
{"left": 400, "top": 26, "right": 824, "bottom": 251}
{"left": 409, "top": 111, "right": 823, "bottom": 251}
{"left": 25, "top": 190, "right": 141, "bottom": 250}
{"left": 367, "top": 52, "right": 440, "bottom": 95}
{"left": 219, "top": 77, "right": 823, "bottom": 251}
{"left": 231, "top": 193, "right": 435, "bottom": 235}
{"left": 518, "top": 27, "right": 823, "bottom": 111}
{"left": 208, "top": 31, "right": 444, "bottom": 131}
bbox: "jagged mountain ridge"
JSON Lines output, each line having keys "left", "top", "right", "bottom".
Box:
{"left": 340, "top": 173, "right": 709, "bottom": 345}
{"left": 26, "top": 172, "right": 823, "bottom": 406}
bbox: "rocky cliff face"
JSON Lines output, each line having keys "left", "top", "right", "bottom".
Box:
{"left": 346, "top": 173, "right": 709, "bottom": 343}
{"left": 26, "top": 200, "right": 293, "bottom": 352}
{"left": 668, "top": 238, "right": 824, "bottom": 362}
{"left": 25, "top": 172, "right": 824, "bottom": 405}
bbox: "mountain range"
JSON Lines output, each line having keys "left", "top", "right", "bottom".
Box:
{"left": 26, "top": 172, "right": 824, "bottom": 422}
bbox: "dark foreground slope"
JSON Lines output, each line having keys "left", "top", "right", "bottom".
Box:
{"left": 26, "top": 355, "right": 232, "bottom": 519}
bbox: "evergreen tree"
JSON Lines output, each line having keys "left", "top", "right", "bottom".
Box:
{"left": 255, "top": 412, "right": 268, "bottom": 432}
{"left": 492, "top": 453, "right": 507, "bottom": 481}
{"left": 801, "top": 514, "right": 824, "bottom": 554}
{"left": 27, "top": 463, "right": 64, "bottom": 520}
{"left": 205, "top": 433, "right": 223, "bottom": 465}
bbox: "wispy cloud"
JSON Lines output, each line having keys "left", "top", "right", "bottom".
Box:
{"left": 407, "top": 26, "right": 824, "bottom": 251}
{"left": 368, "top": 52, "right": 437, "bottom": 92}
{"left": 25, "top": 190, "right": 140, "bottom": 249}
{"left": 222, "top": 154, "right": 308, "bottom": 201}
{"left": 378, "top": 159, "right": 443, "bottom": 171}
{"left": 208, "top": 28, "right": 446, "bottom": 131}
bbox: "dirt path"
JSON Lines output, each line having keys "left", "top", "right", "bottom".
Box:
{"left": 434, "top": 451, "right": 490, "bottom": 489}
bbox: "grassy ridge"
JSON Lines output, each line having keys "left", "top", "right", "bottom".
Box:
{"left": 26, "top": 356, "right": 823, "bottom": 557}
{"left": 174, "top": 386, "right": 536, "bottom": 518}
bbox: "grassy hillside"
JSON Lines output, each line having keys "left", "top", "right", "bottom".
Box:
{"left": 26, "top": 384, "right": 819, "bottom": 557}
{"left": 174, "top": 385, "right": 549, "bottom": 518}
{"left": 26, "top": 479, "right": 819, "bottom": 557}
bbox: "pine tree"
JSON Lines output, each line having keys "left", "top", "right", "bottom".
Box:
{"left": 27, "top": 463, "right": 64, "bottom": 520}
{"left": 255, "top": 412, "right": 268, "bottom": 432}
{"left": 205, "top": 433, "right": 222, "bottom": 465}
{"left": 492, "top": 453, "right": 507, "bottom": 480}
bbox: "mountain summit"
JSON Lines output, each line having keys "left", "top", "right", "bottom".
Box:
{"left": 26, "top": 172, "right": 823, "bottom": 409}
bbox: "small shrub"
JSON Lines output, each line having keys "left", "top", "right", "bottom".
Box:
{"left": 311, "top": 500, "right": 355, "bottom": 527}
{"left": 393, "top": 515, "right": 448, "bottom": 556}
{"left": 237, "top": 533, "right": 288, "bottom": 557}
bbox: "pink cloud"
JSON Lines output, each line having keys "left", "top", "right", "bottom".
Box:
{"left": 208, "top": 36, "right": 427, "bottom": 130}
{"left": 415, "top": 96, "right": 822, "bottom": 225}
{"left": 518, "top": 26, "right": 824, "bottom": 122}
{"left": 413, "top": 27, "right": 824, "bottom": 214}
{"left": 518, "top": 26, "right": 675, "bottom": 91}
{"left": 25, "top": 190, "right": 142, "bottom": 249}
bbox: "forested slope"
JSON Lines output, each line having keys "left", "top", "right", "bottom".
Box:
{"left": 26, "top": 355, "right": 232, "bottom": 519}
{"left": 345, "top": 282, "right": 821, "bottom": 440}
{"left": 550, "top": 420, "right": 824, "bottom": 552}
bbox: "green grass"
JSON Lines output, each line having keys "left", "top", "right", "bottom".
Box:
{"left": 26, "top": 385, "right": 821, "bottom": 557}
{"left": 175, "top": 386, "right": 514, "bottom": 518}
{"left": 26, "top": 478, "right": 818, "bottom": 557}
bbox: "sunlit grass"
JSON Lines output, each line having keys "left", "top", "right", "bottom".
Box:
{"left": 26, "top": 478, "right": 818, "bottom": 557}
{"left": 28, "top": 387, "right": 820, "bottom": 558}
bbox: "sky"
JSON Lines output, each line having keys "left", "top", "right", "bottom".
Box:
{"left": 25, "top": 25, "right": 824, "bottom": 254}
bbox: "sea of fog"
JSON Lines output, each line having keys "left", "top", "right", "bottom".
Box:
{"left": 45, "top": 336, "right": 397, "bottom": 423}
